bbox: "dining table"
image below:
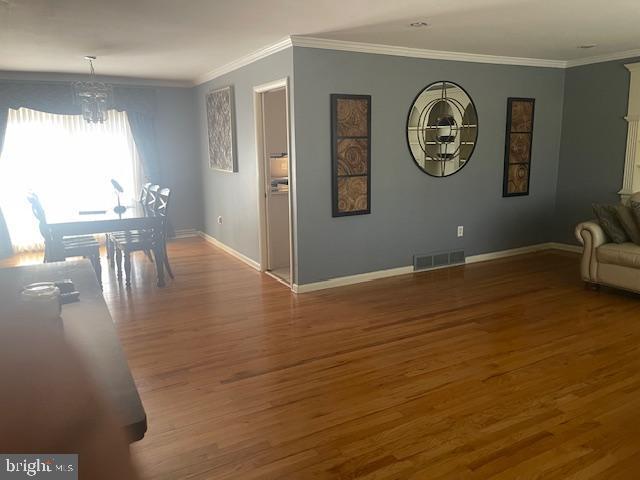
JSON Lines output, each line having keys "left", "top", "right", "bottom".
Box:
{"left": 46, "top": 205, "right": 167, "bottom": 287}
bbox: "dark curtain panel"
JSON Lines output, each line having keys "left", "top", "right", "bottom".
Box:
{"left": 113, "top": 86, "right": 160, "bottom": 182}
{"left": 0, "top": 107, "right": 12, "bottom": 258}
{"left": 0, "top": 107, "right": 8, "bottom": 152}
{"left": 126, "top": 111, "right": 160, "bottom": 182}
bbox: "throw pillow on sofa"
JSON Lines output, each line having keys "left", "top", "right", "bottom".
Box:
{"left": 615, "top": 205, "right": 640, "bottom": 245}
{"left": 593, "top": 204, "right": 629, "bottom": 244}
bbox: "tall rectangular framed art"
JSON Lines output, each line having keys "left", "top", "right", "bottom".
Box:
{"left": 502, "top": 97, "right": 535, "bottom": 197}
{"left": 331, "top": 94, "right": 371, "bottom": 217}
{"left": 206, "top": 86, "right": 237, "bottom": 172}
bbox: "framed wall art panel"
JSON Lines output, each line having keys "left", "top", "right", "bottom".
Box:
{"left": 331, "top": 94, "right": 371, "bottom": 217}
{"left": 207, "top": 86, "right": 237, "bottom": 172}
{"left": 502, "top": 97, "right": 535, "bottom": 197}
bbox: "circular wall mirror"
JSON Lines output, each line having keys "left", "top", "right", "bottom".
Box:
{"left": 406, "top": 81, "right": 478, "bottom": 177}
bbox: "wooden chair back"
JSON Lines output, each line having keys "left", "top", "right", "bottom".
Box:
{"left": 146, "top": 185, "right": 160, "bottom": 216}
{"left": 156, "top": 188, "right": 171, "bottom": 237}
{"left": 155, "top": 188, "right": 171, "bottom": 218}
{"left": 26, "top": 193, "right": 51, "bottom": 242}
{"left": 139, "top": 183, "right": 152, "bottom": 214}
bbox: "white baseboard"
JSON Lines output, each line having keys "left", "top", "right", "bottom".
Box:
{"left": 172, "top": 228, "right": 199, "bottom": 239}
{"left": 466, "top": 242, "right": 581, "bottom": 264}
{"left": 546, "top": 242, "right": 582, "bottom": 253}
{"left": 466, "top": 243, "right": 547, "bottom": 264}
{"left": 293, "top": 265, "right": 414, "bottom": 293}
{"left": 292, "top": 242, "right": 582, "bottom": 294}
{"left": 265, "top": 270, "right": 292, "bottom": 288}
{"left": 199, "top": 231, "right": 261, "bottom": 271}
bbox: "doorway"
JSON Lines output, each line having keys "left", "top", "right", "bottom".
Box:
{"left": 254, "top": 79, "right": 293, "bottom": 287}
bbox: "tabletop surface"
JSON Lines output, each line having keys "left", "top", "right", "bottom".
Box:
{"left": 0, "top": 260, "right": 147, "bottom": 442}
{"left": 46, "top": 204, "right": 146, "bottom": 225}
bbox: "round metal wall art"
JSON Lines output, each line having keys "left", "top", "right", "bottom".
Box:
{"left": 406, "top": 81, "right": 478, "bottom": 177}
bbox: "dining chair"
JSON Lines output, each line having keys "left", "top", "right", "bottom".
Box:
{"left": 111, "top": 187, "right": 173, "bottom": 287}
{"left": 154, "top": 187, "right": 174, "bottom": 279}
{"left": 140, "top": 182, "right": 152, "bottom": 215}
{"left": 146, "top": 184, "right": 160, "bottom": 215}
{"left": 107, "top": 183, "right": 156, "bottom": 268}
{"left": 27, "top": 194, "right": 102, "bottom": 286}
{"left": 139, "top": 183, "right": 156, "bottom": 262}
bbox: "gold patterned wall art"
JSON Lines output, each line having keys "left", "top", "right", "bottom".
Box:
{"left": 331, "top": 94, "right": 371, "bottom": 216}
{"left": 503, "top": 98, "right": 535, "bottom": 196}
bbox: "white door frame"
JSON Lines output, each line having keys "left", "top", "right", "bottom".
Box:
{"left": 253, "top": 77, "right": 294, "bottom": 288}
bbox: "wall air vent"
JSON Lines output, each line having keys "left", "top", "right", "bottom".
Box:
{"left": 450, "top": 250, "right": 465, "bottom": 265}
{"left": 413, "top": 254, "right": 433, "bottom": 271}
{"left": 433, "top": 253, "right": 450, "bottom": 267}
{"left": 413, "top": 250, "right": 466, "bottom": 271}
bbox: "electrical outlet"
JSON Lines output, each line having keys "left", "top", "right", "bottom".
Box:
{"left": 457, "top": 226, "right": 464, "bottom": 238}
{"left": 217, "top": 216, "right": 223, "bottom": 225}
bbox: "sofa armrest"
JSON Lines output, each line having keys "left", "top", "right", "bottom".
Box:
{"left": 575, "top": 221, "right": 607, "bottom": 248}
{"left": 575, "top": 221, "right": 607, "bottom": 282}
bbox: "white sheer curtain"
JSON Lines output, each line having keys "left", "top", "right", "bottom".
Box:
{"left": 0, "top": 108, "right": 142, "bottom": 252}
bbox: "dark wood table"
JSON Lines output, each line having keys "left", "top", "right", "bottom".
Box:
{"left": 0, "top": 260, "right": 147, "bottom": 442}
{"left": 46, "top": 206, "right": 166, "bottom": 287}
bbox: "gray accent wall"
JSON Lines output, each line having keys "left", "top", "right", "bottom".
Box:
{"left": 292, "top": 47, "right": 565, "bottom": 284}
{"left": 196, "top": 48, "right": 294, "bottom": 265}
{"left": 553, "top": 58, "right": 638, "bottom": 243}
{"left": 153, "top": 87, "right": 201, "bottom": 232}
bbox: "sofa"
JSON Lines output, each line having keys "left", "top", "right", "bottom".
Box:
{"left": 575, "top": 192, "right": 640, "bottom": 293}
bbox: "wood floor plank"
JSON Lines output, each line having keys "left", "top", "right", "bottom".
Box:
{"left": 3, "top": 239, "right": 639, "bottom": 479}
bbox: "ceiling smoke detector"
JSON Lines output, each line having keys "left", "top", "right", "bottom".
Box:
{"left": 409, "top": 21, "right": 429, "bottom": 28}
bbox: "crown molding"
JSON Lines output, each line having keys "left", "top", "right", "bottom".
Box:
{"left": 0, "top": 70, "right": 193, "bottom": 88}
{"left": 194, "top": 37, "right": 293, "bottom": 85}
{"left": 290, "top": 36, "right": 568, "bottom": 69}
{"left": 566, "top": 49, "right": 640, "bottom": 68}
{"left": 191, "top": 35, "right": 640, "bottom": 84}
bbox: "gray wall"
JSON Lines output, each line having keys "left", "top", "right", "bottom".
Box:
{"left": 553, "top": 58, "right": 638, "bottom": 243}
{"left": 196, "top": 49, "right": 293, "bottom": 263}
{"left": 0, "top": 72, "right": 201, "bottom": 237}
{"left": 153, "top": 87, "right": 201, "bottom": 232}
{"left": 292, "top": 47, "right": 565, "bottom": 284}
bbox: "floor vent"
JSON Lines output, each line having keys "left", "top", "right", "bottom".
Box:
{"left": 413, "top": 250, "right": 466, "bottom": 271}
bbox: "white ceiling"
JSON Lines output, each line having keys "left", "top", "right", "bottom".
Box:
{"left": 1, "top": 0, "right": 639, "bottom": 84}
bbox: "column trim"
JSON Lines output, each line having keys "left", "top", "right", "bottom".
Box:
{"left": 619, "top": 118, "right": 639, "bottom": 202}
{"left": 619, "top": 63, "right": 640, "bottom": 202}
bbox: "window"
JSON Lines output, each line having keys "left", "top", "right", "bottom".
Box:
{"left": 0, "top": 108, "right": 142, "bottom": 251}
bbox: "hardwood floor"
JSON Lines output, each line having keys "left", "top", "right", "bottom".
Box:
{"left": 4, "top": 239, "right": 640, "bottom": 478}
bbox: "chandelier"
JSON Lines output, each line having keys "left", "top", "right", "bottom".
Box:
{"left": 73, "top": 56, "right": 113, "bottom": 123}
